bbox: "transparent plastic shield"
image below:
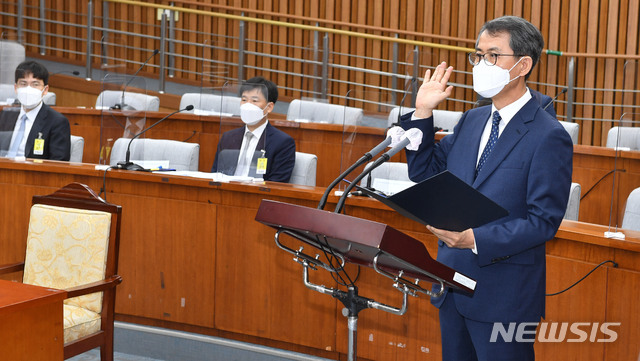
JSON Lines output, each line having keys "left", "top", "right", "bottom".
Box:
{"left": 606, "top": 113, "right": 640, "bottom": 233}
{"left": 188, "top": 39, "right": 234, "bottom": 116}
{"left": 99, "top": 73, "right": 148, "bottom": 165}
{"left": 213, "top": 81, "right": 269, "bottom": 180}
{"left": 0, "top": 34, "right": 25, "bottom": 86}
{"left": 0, "top": 105, "right": 21, "bottom": 157}
{"left": 337, "top": 88, "right": 394, "bottom": 190}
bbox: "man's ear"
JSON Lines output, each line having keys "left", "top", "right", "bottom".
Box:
{"left": 265, "top": 102, "right": 275, "bottom": 114}
{"left": 517, "top": 56, "right": 533, "bottom": 77}
{"left": 42, "top": 84, "right": 49, "bottom": 96}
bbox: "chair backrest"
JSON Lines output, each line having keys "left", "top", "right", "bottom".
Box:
{"left": 0, "top": 83, "right": 15, "bottom": 103}
{"left": 96, "top": 90, "right": 160, "bottom": 111}
{"left": 24, "top": 183, "right": 122, "bottom": 314}
{"left": 362, "top": 161, "right": 416, "bottom": 195}
{"left": 559, "top": 120, "right": 579, "bottom": 145}
{"left": 287, "top": 99, "right": 364, "bottom": 126}
{"left": 564, "top": 182, "right": 581, "bottom": 221}
{"left": 179, "top": 93, "right": 242, "bottom": 115}
{"left": 109, "top": 138, "right": 200, "bottom": 171}
{"left": 622, "top": 187, "right": 640, "bottom": 231}
{"left": 290, "top": 151, "right": 317, "bottom": 186}
{"left": 606, "top": 126, "right": 640, "bottom": 150}
{"left": 0, "top": 40, "right": 25, "bottom": 85}
{"left": 387, "top": 107, "right": 463, "bottom": 131}
{"left": 69, "top": 135, "right": 85, "bottom": 162}
{"left": 43, "top": 91, "right": 56, "bottom": 105}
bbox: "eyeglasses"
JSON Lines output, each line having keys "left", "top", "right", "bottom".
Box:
{"left": 16, "top": 80, "right": 44, "bottom": 88}
{"left": 468, "top": 52, "right": 520, "bottom": 66}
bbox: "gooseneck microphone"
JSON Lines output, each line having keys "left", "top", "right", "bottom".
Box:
{"left": 543, "top": 87, "right": 568, "bottom": 111}
{"left": 116, "top": 105, "right": 194, "bottom": 171}
{"left": 317, "top": 127, "right": 405, "bottom": 210}
{"left": 333, "top": 128, "right": 423, "bottom": 214}
{"left": 111, "top": 49, "right": 160, "bottom": 110}
{"left": 390, "top": 77, "right": 417, "bottom": 128}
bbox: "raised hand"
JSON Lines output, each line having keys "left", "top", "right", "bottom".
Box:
{"left": 414, "top": 62, "right": 454, "bottom": 119}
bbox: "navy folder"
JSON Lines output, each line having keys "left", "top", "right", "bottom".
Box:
{"left": 354, "top": 170, "right": 508, "bottom": 231}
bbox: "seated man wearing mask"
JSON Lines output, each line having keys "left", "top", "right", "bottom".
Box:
{"left": 0, "top": 60, "right": 71, "bottom": 160}
{"left": 211, "top": 77, "right": 296, "bottom": 182}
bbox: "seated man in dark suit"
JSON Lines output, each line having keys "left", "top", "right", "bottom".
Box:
{"left": 211, "top": 77, "right": 296, "bottom": 182}
{"left": 0, "top": 60, "right": 70, "bottom": 160}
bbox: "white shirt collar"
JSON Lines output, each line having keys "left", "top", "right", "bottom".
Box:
{"left": 491, "top": 88, "right": 532, "bottom": 123}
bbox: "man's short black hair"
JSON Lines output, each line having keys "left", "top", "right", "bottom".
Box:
{"left": 478, "top": 16, "right": 544, "bottom": 80}
{"left": 240, "top": 76, "right": 278, "bottom": 104}
{"left": 15, "top": 60, "right": 49, "bottom": 85}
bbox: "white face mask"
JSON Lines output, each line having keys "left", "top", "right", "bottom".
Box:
{"left": 472, "top": 57, "right": 523, "bottom": 98}
{"left": 16, "top": 86, "right": 44, "bottom": 109}
{"left": 240, "top": 102, "right": 267, "bottom": 126}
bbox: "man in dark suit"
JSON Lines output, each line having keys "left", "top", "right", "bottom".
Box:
{"left": 211, "top": 77, "right": 295, "bottom": 182}
{"left": 0, "top": 60, "right": 70, "bottom": 160}
{"left": 400, "top": 16, "right": 573, "bottom": 361}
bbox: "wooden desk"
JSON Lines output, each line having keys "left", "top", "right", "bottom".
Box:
{"left": 0, "top": 280, "right": 66, "bottom": 361}
{"left": 51, "top": 106, "right": 640, "bottom": 226}
{"left": 0, "top": 159, "right": 638, "bottom": 360}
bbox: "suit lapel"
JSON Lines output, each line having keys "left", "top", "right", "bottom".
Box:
{"left": 472, "top": 100, "right": 536, "bottom": 187}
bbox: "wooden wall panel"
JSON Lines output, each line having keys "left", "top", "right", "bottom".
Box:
{"left": 6, "top": 0, "right": 640, "bottom": 146}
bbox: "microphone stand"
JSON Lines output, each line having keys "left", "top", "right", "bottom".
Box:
{"left": 116, "top": 105, "right": 194, "bottom": 171}
{"left": 111, "top": 49, "right": 160, "bottom": 110}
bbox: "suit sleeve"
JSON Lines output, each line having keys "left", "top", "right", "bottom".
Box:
{"left": 48, "top": 112, "right": 71, "bottom": 161}
{"left": 266, "top": 134, "right": 296, "bottom": 183}
{"left": 399, "top": 111, "right": 454, "bottom": 182}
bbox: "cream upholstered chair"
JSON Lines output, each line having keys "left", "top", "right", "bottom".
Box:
{"left": 290, "top": 151, "right": 317, "bottom": 186}
{"left": 622, "top": 187, "right": 640, "bottom": 231}
{"left": 69, "top": 135, "right": 85, "bottom": 163}
{"left": 0, "top": 40, "right": 25, "bottom": 85}
{"left": 387, "top": 107, "right": 463, "bottom": 131}
{"left": 564, "top": 182, "right": 581, "bottom": 221}
{"left": 96, "top": 90, "right": 160, "bottom": 111}
{"left": 109, "top": 137, "right": 200, "bottom": 171}
{"left": 0, "top": 183, "right": 123, "bottom": 361}
{"left": 606, "top": 126, "right": 640, "bottom": 150}
{"left": 286, "top": 99, "right": 364, "bottom": 126}
{"left": 361, "top": 161, "right": 416, "bottom": 195}
{"left": 559, "top": 121, "right": 579, "bottom": 145}
{"left": 179, "top": 93, "right": 241, "bottom": 115}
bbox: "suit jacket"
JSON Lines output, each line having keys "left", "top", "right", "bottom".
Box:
{"left": 0, "top": 104, "right": 71, "bottom": 161}
{"left": 400, "top": 98, "right": 573, "bottom": 323}
{"left": 211, "top": 122, "right": 296, "bottom": 182}
{"left": 531, "top": 88, "right": 557, "bottom": 118}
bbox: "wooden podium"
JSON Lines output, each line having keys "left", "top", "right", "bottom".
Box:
{"left": 255, "top": 199, "right": 475, "bottom": 361}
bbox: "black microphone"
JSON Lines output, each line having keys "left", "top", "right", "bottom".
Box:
{"left": 390, "top": 77, "right": 417, "bottom": 128}
{"left": 334, "top": 128, "right": 423, "bottom": 213}
{"left": 52, "top": 70, "right": 80, "bottom": 76}
{"left": 116, "top": 105, "right": 194, "bottom": 171}
{"left": 317, "top": 126, "right": 405, "bottom": 210}
{"left": 111, "top": 49, "right": 160, "bottom": 110}
{"left": 543, "top": 88, "right": 568, "bottom": 111}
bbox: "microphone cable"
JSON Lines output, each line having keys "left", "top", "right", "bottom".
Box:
{"left": 545, "top": 260, "right": 617, "bottom": 296}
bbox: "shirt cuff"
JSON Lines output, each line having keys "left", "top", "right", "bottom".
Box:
{"left": 471, "top": 239, "right": 478, "bottom": 254}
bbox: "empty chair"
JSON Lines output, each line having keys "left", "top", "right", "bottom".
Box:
{"left": 109, "top": 138, "right": 200, "bottom": 171}
{"left": 286, "top": 99, "right": 364, "bottom": 126}
{"left": 605, "top": 126, "right": 640, "bottom": 150}
{"left": 290, "top": 151, "right": 317, "bottom": 186}
{"left": 559, "top": 120, "right": 579, "bottom": 145}
{"left": 0, "top": 182, "right": 123, "bottom": 360}
{"left": 622, "top": 187, "right": 640, "bottom": 231}
{"left": 362, "top": 161, "right": 415, "bottom": 195}
{"left": 564, "top": 182, "right": 581, "bottom": 221}
{"left": 387, "top": 107, "right": 463, "bottom": 131}
{"left": 0, "top": 40, "right": 25, "bottom": 84}
{"left": 69, "top": 135, "right": 85, "bottom": 162}
{"left": 179, "top": 93, "right": 241, "bottom": 115}
{"left": 96, "top": 90, "right": 160, "bottom": 112}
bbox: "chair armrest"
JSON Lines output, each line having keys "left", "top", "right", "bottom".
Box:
{"left": 65, "top": 275, "right": 123, "bottom": 299}
{"left": 0, "top": 262, "right": 25, "bottom": 275}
